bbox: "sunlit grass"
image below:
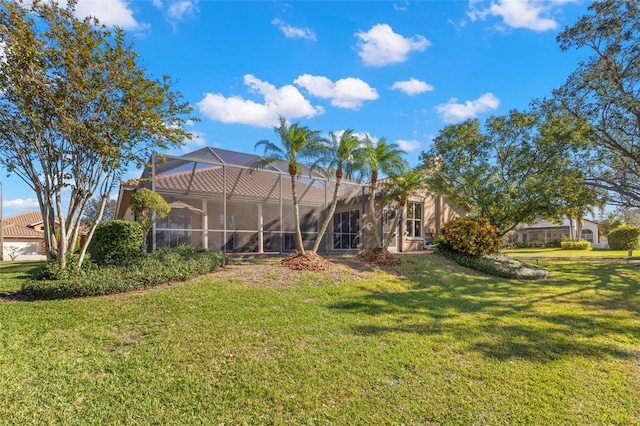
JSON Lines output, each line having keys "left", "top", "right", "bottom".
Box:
{"left": 503, "top": 247, "right": 638, "bottom": 259}
{"left": 1, "top": 255, "right": 639, "bottom": 423}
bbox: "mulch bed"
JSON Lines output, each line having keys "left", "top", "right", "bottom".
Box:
{"left": 357, "top": 248, "right": 402, "bottom": 267}
{"left": 281, "top": 251, "right": 334, "bottom": 271}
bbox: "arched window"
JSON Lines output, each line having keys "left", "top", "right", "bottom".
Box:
{"left": 581, "top": 229, "right": 594, "bottom": 243}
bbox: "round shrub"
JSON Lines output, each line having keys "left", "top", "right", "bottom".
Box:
{"left": 87, "top": 220, "right": 144, "bottom": 265}
{"left": 439, "top": 217, "right": 501, "bottom": 257}
{"left": 607, "top": 225, "right": 640, "bottom": 250}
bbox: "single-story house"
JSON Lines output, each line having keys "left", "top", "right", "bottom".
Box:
{"left": 512, "top": 217, "right": 600, "bottom": 246}
{"left": 1, "top": 211, "right": 48, "bottom": 260}
{"left": 116, "top": 147, "right": 467, "bottom": 254}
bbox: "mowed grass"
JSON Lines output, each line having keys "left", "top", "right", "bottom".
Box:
{"left": 1, "top": 256, "right": 639, "bottom": 424}
{"left": 503, "top": 247, "right": 638, "bottom": 259}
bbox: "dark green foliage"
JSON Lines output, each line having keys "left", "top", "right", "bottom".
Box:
{"left": 35, "top": 253, "right": 95, "bottom": 281}
{"left": 546, "top": 239, "right": 562, "bottom": 248}
{"left": 22, "top": 247, "right": 230, "bottom": 300}
{"left": 437, "top": 246, "right": 549, "bottom": 280}
{"left": 555, "top": 0, "right": 640, "bottom": 207}
{"left": 560, "top": 239, "right": 591, "bottom": 250}
{"left": 421, "top": 109, "right": 597, "bottom": 236}
{"left": 0, "top": 1, "right": 194, "bottom": 270}
{"left": 607, "top": 225, "right": 640, "bottom": 250}
{"left": 87, "top": 220, "right": 144, "bottom": 265}
{"left": 439, "top": 217, "right": 501, "bottom": 257}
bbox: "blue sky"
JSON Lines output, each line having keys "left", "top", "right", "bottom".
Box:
{"left": 1, "top": 0, "right": 591, "bottom": 217}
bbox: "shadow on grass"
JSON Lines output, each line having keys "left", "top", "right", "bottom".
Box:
{"left": 0, "top": 261, "right": 45, "bottom": 275}
{"left": 331, "top": 254, "right": 640, "bottom": 361}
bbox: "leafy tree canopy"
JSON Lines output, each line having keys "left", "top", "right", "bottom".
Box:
{"left": 130, "top": 188, "right": 170, "bottom": 235}
{"left": 0, "top": 0, "right": 193, "bottom": 268}
{"left": 81, "top": 197, "right": 117, "bottom": 227}
{"left": 420, "top": 108, "right": 600, "bottom": 236}
{"left": 254, "top": 116, "right": 327, "bottom": 255}
{"left": 554, "top": 0, "right": 640, "bottom": 208}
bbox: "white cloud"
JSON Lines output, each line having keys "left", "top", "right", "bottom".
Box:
{"left": 294, "top": 74, "right": 379, "bottom": 109}
{"left": 391, "top": 78, "right": 434, "bottom": 96}
{"left": 353, "top": 132, "right": 379, "bottom": 145}
{"left": 435, "top": 92, "right": 500, "bottom": 123}
{"left": 271, "top": 19, "right": 316, "bottom": 41}
{"left": 468, "top": 0, "right": 573, "bottom": 32}
{"left": 197, "top": 74, "right": 323, "bottom": 127}
{"left": 152, "top": 0, "right": 163, "bottom": 8}
{"left": 396, "top": 139, "right": 421, "bottom": 152}
{"left": 73, "top": 0, "right": 148, "bottom": 30}
{"left": 4, "top": 198, "right": 39, "bottom": 208}
{"left": 393, "top": 1, "right": 409, "bottom": 11}
{"left": 355, "top": 24, "right": 430, "bottom": 67}
{"left": 167, "top": 1, "right": 198, "bottom": 21}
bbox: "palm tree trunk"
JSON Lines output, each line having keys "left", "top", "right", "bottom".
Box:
{"left": 383, "top": 200, "right": 405, "bottom": 249}
{"left": 312, "top": 177, "right": 342, "bottom": 253}
{"left": 290, "top": 173, "right": 305, "bottom": 255}
{"left": 369, "top": 182, "right": 382, "bottom": 248}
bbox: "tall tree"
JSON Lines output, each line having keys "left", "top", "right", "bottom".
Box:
{"left": 130, "top": 188, "right": 171, "bottom": 254}
{"left": 255, "top": 116, "right": 326, "bottom": 256}
{"left": 81, "top": 197, "right": 117, "bottom": 227}
{"left": 0, "top": 0, "right": 193, "bottom": 268}
{"left": 311, "top": 129, "right": 366, "bottom": 253}
{"left": 381, "top": 168, "right": 427, "bottom": 249}
{"left": 420, "top": 109, "right": 598, "bottom": 236}
{"left": 362, "top": 136, "right": 408, "bottom": 248}
{"left": 554, "top": 0, "right": 640, "bottom": 208}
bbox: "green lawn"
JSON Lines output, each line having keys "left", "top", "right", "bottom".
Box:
{"left": 1, "top": 256, "right": 639, "bottom": 424}
{"left": 503, "top": 247, "right": 638, "bottom": 259}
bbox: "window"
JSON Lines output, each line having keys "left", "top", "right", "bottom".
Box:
{"left": 406, "top": 202, "right": 422, "bottom": 238}
{"left": 332, "top": 210, "right": 360, "bottom": 249}
{"left": 581, "top": 229, "right": 594, "bottom": 243}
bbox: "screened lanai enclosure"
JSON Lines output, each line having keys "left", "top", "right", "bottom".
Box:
{"left": 137, "top": 148, "right": 370, "bottom": 254}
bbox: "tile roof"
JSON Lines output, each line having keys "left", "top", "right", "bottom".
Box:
{"left": 155, "top": 165, "right": 330, "bottom": 205}
{"left": 2, "top": 211, "right": 45, "bottom": 238}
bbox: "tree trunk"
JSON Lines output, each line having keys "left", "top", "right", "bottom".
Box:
{"left": 384, "top": 200, "right": 406, "bottom": 249}
{"left": 369, "top": 171, "right": 382, "bottom": 248}
{"left": 55, "top": 191, "right": 67, "bottom": 270}
{"left": 290, "top": 173, "right": 305, "bottom": 256}
{"left": 568, "top": 216, "right": 575, "bottom": 240}
{"left": 77, "top": 194, "right": 108, "bottom": 267}
{"left": 312, "top": 176, "right": 342, "bottom": 253}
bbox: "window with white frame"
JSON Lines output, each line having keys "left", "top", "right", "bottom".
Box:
{"left": 406, "top": 202, "right": 422, "bottom": 238}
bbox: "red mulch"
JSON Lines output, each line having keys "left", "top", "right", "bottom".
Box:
{"left": 281, "top": 252, "right": 334, "bottom": 271}
{"left": 357, "top": 248, "right": 402, "bottom": 267}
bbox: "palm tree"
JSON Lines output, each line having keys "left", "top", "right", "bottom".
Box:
{"left": 382, "top": 168, "right": 428, "bottom": 249}
{"left": 311, "top": 129, "right": 367, "bottom": 253}
{"left": 255, "top": 116, "right": 326, "bottom": 256}
{"left": 362, "top": 135, "right": 408, "bottom": 248}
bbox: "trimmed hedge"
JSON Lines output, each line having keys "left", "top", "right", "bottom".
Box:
{"left": 439, "top": 217, "right": 501, "bottom": 257}
{"left": 87, "top": 220, "right": 144, "bottom": 265}
{"left": 438, "top": 246, "right": 549, "bottom": 280}
{"left": 560, "top": 239, "right": 591, "bottom": 250}
{"left": 607, "top": 225, "right": 640, "bottom": 250}
{"left": 22, "top": 246, "right": 230, "bottom": 300}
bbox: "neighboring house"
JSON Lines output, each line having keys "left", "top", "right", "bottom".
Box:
{"left": 1, "top": 211, "right": 47, "bottom": 260}
{"left": 116, "top": 147, "right": 467, "bottom": 254}
{"left": 513, "top": 217, "right": 600, "bottom": 246}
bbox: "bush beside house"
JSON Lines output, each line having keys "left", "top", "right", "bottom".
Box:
{"left": 87, "top": 220, "right": 144, "bottom": 265}
{"left": 439, "top": 217, "right": 501, "bottom": 257}
{"left": 23, "top": 245, "right": 230, "bottom": 300}
{"left": 438, "top": 217, "right": 548, "bottom": 279}
{"left": 560, "top": 238, "right": 591, "bottom": 250}
{"left": 607, "top": 225, "right": 640, "bottom": 250}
